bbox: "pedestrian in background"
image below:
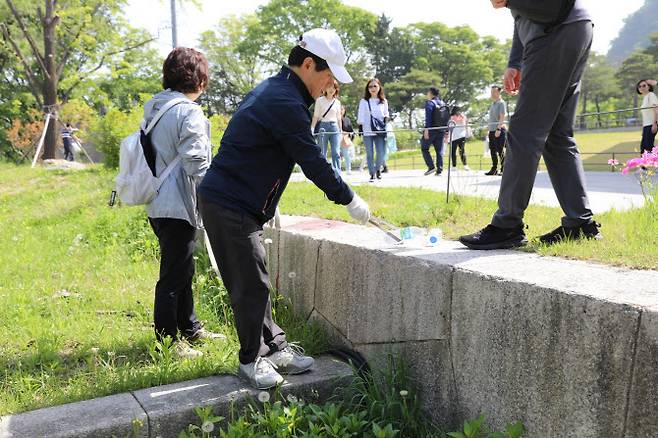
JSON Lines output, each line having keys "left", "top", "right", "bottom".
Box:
{"left": 637, "top": 79, "right": 658, "bottom": 154}
{"left": 60, "top": 122, "right": 78, "bottom": 162}
{"left": 358, "top": 78, "right": 389, "bottom": 182}
{"left": 421, "top": 87, "right": 448, "bottom": 176}
{"left": 340, "top": 105, "right": 355, "bottom": 174}
{"left": 311, "top": 79, "right": 342, "bottom": 173}
{"left": 450, "top": 106, "right": 470, "bottom": 170}
{"left": 485, "top": 85, "right": 507, "bottom": 176}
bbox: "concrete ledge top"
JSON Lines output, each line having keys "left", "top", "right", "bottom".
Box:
{"left": 277, "top": 216, "right": 658, "bottom": 311}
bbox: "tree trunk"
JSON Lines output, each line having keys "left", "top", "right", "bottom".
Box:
{"left": 42, "top": 0, "right": 59, "bottom": 159}
{"left": 595, "top": 97, "right": 602, "bottom": 129}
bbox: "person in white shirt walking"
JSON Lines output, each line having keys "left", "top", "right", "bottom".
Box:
{"left": 637, "top": 79, "right": 658, "bottom": 154}
{"left": 357, "top": 78, "right": 389, "bottom": 182}
{"left": 311, "top": 79, "right": 342, "bottom": 173}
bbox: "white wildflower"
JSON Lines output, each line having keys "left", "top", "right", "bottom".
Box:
{"left": 264, "top": 238, "right": 273, "bottom": 245}
{"left": 288, "top": 272, "right": 297, "bottom": 279}
{"left": 399, "top": 390, "right": 408, "bottom": 397}
{"left": 258, "top": 391, "right": 270, "bottom": 403}
{"left": 201, "top": 421, "right": 215, "bottom": 433}
{"left": 287, "top": 394, "right": 298, "bottom": 404}
{"left": 90, "top": 347, "right": 100, "bottom": 355}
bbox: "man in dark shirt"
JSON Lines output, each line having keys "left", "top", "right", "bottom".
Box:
{"left": 460, "top": 0, "right": 601, "bottom": 250}
{"left": 198, "top": 28, "right": 370, "bottom": 389}
{"left": 421, "top": 87, "right": 447, "bottom": 176}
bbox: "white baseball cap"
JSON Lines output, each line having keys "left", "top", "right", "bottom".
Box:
{"left": 298, "top": 28, "right": 353, "bottom": 84}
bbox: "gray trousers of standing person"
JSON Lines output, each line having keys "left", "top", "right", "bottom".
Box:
{"left": 492, "top": 20, "right": 594, "bottom": 229}
{"left": 198, "top": 195, "right": 288, "bottom": 365}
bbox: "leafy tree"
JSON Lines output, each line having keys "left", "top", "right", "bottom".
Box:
{"left": 0, "top": 0, "right": 155, "bottom": 159}
{"left": 387, "top": 69, "right": 444, "bottom": 128}
{"left": 580, "top": 53, "right": 619, "bottom": 128}
{"left": 615, "top": 50, "right": 658, "bottom": 111}
{"left": 607, "top": 0, "right": 658, "bottom": 65}
{"left": 363, "top": 14, "right": 415, "bottom": 84}
{"left": 198, "top": 14, "right": 264, "bottom": 115}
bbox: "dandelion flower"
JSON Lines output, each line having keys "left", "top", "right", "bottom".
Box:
{"left": 258, "top": 391, "right": 270, "bottom": 403}
{"left": 201, "top": 421, "right": 215, "bottom": 433}
{"left": 287, "top": 394, "right": 298, "bottom": 404}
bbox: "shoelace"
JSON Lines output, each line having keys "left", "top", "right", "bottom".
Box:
{"left": 255, "top": 355, "right": 278, "bottom": 373}
{"left": 283, "top": 342, "right": 306, "bottom": 357}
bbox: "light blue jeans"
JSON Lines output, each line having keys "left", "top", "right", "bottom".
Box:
{"left": 317, "top": 121, "right": 341, "bottom": 174}
{"left": 340, "top": 146, "right": 351, "bottom": 172}
{"left": 363, "top": 135, "right": 386, "bottom": 175}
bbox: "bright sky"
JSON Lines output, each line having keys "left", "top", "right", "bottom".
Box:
{"left": 128, "top": 0, "right": 644, "bottom": 57}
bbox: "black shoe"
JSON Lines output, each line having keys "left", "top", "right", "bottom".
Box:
{"left": 369, "top": 173, "right": 375, "bottom": 182}
{"left": 538, "top": 221, "right": 602, "bottom": 245}
{"left": 484, "top": 168, "right": 497, "bottom": 176}
{"left": 435, "top": 170, "right": 442, "bottom": 175}
{"left": 382, "top": 165, "right": 389, "bottom": 173}
{"left": 424, "top": 168, "right": 436, "bottom": 176}
{"left": 459, "top": 224, "right": 527, "bottom": 250}
{"left": 376, "top": 170, "right": 382, "bottom": 179}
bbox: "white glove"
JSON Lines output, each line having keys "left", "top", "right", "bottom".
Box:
{"left": 346, "top": 194, "right": 370, "bottom": 224}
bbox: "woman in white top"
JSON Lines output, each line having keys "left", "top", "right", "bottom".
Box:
{"left": 357, "top": 78, "right": 389, "bottom": 181}
{"left": 311, "top": 80, "right": 342, "bottom": 174}
{"left": 449, "top": 106, "right": 470, "bottom": 170}
{"left": 637, "top": 79, "right": 658, "bottom": 154}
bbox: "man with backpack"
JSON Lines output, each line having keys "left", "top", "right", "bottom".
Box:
{"left": 460, "top": 0, "right": 601, "bottom": 250}
{"left": 421, "top": 87, "right": 449, "bottom": 176}
{"left": 198, "top": 29, "right": 370, "bottom": 390}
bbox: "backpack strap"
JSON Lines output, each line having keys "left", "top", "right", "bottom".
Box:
{"left": 143, "top": 97, "right": 191, "bottom": 135}
{"left": 154, "top": 155, "right": 182, "bottom": 191}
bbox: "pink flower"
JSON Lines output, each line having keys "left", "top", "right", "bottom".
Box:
{"left": 608, "top": 159, "right": 619, "bottom": 166}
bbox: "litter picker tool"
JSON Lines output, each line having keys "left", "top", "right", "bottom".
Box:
{"left": 368, "top": 216, "right": 402, "bottom": 243}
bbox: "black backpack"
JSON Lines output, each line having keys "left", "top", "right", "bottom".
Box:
{"left": 507, "top": 0, "right": 575, "bottom": 26}
{"left": 431, "top": 100, "right": 451, "bottom": 129}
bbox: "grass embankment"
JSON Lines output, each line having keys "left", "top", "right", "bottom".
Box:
{"left": 280, "top": 182, "right": 658, "bottom": 270}
{"left": 0, "top": 163, "right": 326, "bottom": 415}
{"left": 383, "top": 129, "right": 640, "bottom": 171}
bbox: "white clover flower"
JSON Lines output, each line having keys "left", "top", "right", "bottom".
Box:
{"left": 258, "top": 391, "right": 270, "bottom": 403}
{"left": 399, "top": 390, "right": 409, "bottom": 397}
{"left": 264, "top": 238, "right": 273, "bottom": 245}
{"left": 288, "top": 272, "right": 297, "bottom": 279}
{"left": 201, "top": 421, "right": 215, "bottom": 433}
{"left": 286, "top": 394, "right": 298, "bottom": 404}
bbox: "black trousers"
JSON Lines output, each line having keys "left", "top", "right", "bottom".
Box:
{"left": 488, "top": 129, "right": 506, "bottom": 171}
{"left": 641, "top": 125, "right": 656, "bottom": 154}
{"left": 421, "top": 130, "right": 445, "bottom": 171}
{"left": 149, "top": 217, "right": 201, "bottom": 342}
{"left": 199, "top": 195, "right": 287, "bottom": 365}
{"left": 451, "top": 138, "right": 467, "bottom": 166}
{"left": 63, "top": 137, "right": 74, "bottom": 161}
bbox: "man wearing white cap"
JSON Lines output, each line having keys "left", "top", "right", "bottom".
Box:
{"left": 198, "top": 29, "right": 370, "bottom": 389}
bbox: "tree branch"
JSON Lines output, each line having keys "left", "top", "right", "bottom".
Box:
{"left": 56, "top": 3, "right": 101, "bottom": 77}
{"left": 5, "top": 0, "right": 50, "bottom": 80}
{"left": 1, "top": 23, "right": 44, "bottom": 107}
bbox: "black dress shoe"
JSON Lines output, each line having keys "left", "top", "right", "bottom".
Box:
{"left": 376, "top": 170, "right": 382, "bottom": 179}
{"left": 539, "top": 221, "right": 602, "bottom": 245}
{"left": 369, "top": 173, "right": 375, "bottom": 182}
{"left": 459, "top": 224, "right": 527, "bottom": 250}
{"left": 484, "top": 168, "right": 497, "bottom": 176}
{"left": 424, "top": 168, "right": 436, "bottom": 176}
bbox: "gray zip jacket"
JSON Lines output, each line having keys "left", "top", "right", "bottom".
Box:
{"left": 144, "top": 90, "right": 212, "bottom": 228}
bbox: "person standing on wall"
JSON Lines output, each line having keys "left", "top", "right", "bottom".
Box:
{"left": 460, "top": 0, "right": 601, "bottom": 249}
{"left": 198, "top": 29, "right": 371, "bottom": 390}
{"left": 145, "top": 48, "right": 224, "bottom": 359}
{"left": 637, "top": 79, "right": 658, "bottom": 154}
{"left": 485, "top": 86, "right": 507, "bottom": 176}
{"left": 450, "top": 106, "right": 470, "bottom": 171}
{"left": 311, "top": 80, "right": 343, "bottom": 174}
{"left": 421, "top": 87, "right": 448, "bottom": 176}
{"left": 357, "top": 78, "right": 389, "bottom": 182}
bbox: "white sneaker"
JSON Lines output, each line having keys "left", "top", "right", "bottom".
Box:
{"left": 267, "top": 343, "right": 314, "bottom": 375}
{"left": 238, "top": 356, "right": 284, "bottom": 389}
{"left": 173, "top": 341, "right": 203, "bottom": 359}
{"left": 463, "top": 165, "right": 471, "bottom": 171}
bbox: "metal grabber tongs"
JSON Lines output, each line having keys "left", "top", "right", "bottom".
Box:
{"left": 368, "top": 216, "right": 403, "bottom": 243}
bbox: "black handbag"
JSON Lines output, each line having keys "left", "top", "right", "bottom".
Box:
{"left": 507, "top": 0, "right": 575, "bottom": 26}
{"left": 367, "top": 100, "right": 387, "bottom": 138}
{"left": 313, "top": 100, "right": 336, "bottom": 135}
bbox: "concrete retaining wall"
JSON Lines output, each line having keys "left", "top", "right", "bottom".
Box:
{"left": 266, "top": 216, "right": 658, "bottom": 437}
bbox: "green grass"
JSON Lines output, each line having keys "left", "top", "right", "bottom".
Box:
{"left": 279, "top": 182, "right": 658, "bottom": 270}
{"left": 0, "top": 163, "right": 326, "bottom": 415}
{"left": 383, "top": 130, "right": 641, "bottom": 171}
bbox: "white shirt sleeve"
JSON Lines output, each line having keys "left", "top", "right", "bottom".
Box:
{"left": 357, "top": 99, "right": 367, "bottom": 126}
{"left": 650, "top": 93, "right": 658, "bottom": 108}
{"left": 382, "top": 100, "right": 389, "bottom": 119}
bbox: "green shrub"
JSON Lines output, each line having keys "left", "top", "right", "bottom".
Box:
{"left": 92, "top": 106, "right": 143, "bottom": 168}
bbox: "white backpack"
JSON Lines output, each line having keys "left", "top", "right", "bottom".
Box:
{"left": 115, "top": 98, "right": 188, "bottom": 206}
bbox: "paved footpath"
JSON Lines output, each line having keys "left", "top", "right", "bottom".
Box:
{"left": 291, "top": 169, "right": 646, "bottom": 213}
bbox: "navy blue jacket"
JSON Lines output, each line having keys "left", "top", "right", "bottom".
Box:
{"left": 425, "top": 97, "right": 445, "bottom": 129}
{"left": 199, "top": 66, "right": 354, "bottom": 225}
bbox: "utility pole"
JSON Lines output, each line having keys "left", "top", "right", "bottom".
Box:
{"left": 170, "top": 0, "right": 177, "bottom": 48}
